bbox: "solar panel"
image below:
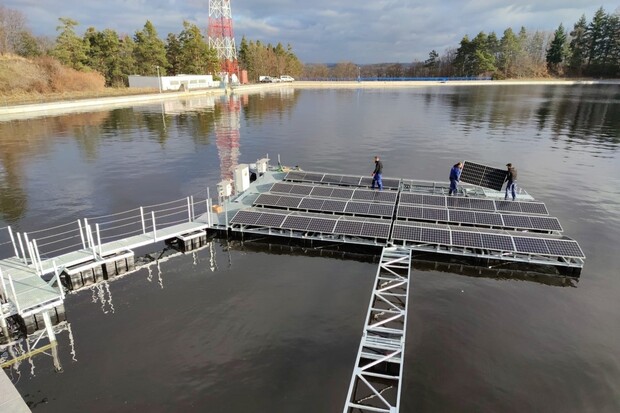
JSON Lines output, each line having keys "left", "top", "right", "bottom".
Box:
{"left": 345, "top": 202, "right": 371, "bottom": 214}
{"left": 513, "top": 237, "right": 550, "bottom": 255}
{"left": 469, "top": 198, "right": 495, "bottom": 211}
{"left": 368, "top": 203, "right": 394, "bottom": 217}
{"left": 322, "top": 199, "right": 347, "bottom": 213}
{"left": 230, "top": 210, "right": 261, "bottom": 225}
{"left": 289, "top": 185, "right": 313, "bottom": 196}
{"left": 419, "top": 228, "right": 451, "bottom": 244}
{"left": 392, "top": 224, "right": 421, "bottom": 241}
{"left": 423, "top": 195, "right": 446, "bottom": 207}
{"left": 361, "top": 222, "right": 391, "bottom": 238}
{"left": 519, "top": 202, "right": 549, "bottom": 215}
{"left": 322, "top": 174, "right": 342, "bottom": 184}
{"left": 460, "top": 161, "right": 508, "bottom": 191}
{"left": 340, "top": 175, "right": 362, "bottom": 185}
{"left": 495, "top": 200, "right": 522, "bottom": 213}
{"left": 285, "top": 171, "right": 305, "bottom": 181}
{"left": 352, "top": 190, "right": 376, "bottom": 201}
{"left": 480, "top": 233, "right": 514, "bottom": 251}
{"left": 545, "top": 239, "right": 584, "bottom": 258}
{"left": 502, "top": 214, "right": 532, "bottom": 228}
{"left": 360, "top": 177, "right": 374, "bottom": 186}
{"left": 334, "top": 220, "right": 364, "bottom": 236}
{"left": 276, "top": 195, "right": 302, "bottom": 208}
{"left": 299, "top": 198, "right": 325, "bottom": 211}
{"left": 397, "top": 205, "right": 424, "bottom": 219}
{"left": 399, "top": 193, "right": 425, "bottom": 205}
{"left": 374, "top": 191, "right": 398, "bottom": 203}
{"left": 303, "top": 173, "right": 324, "bottom": 181}
{"left": 311, "top": 186, "right": 334, "bottom": 197}
{"left": 307, "top": 218, "right": 336, "bottom": 233}
{"left": 255, "top": 213, "right": 287, "bottom": 227}
{"left": 530, "top": 216, "right": 563, "bottom": 232}
{"left": 447, "top": 197, "right": 471, "bottom": 209}
{"left": 281, "top": 215, "right": 312, "bottom": 230}
{"left": 448, "top": 209, "right": 477, "bottom": 224}
{"left": 270, "top": 183, "right": 293, "bottom": 194}
{"left": 422, "top": 208, "right": 448, "bottom": 222}
{"left": 330, "top": 188, "right": 354, "bottom": 199}
{"left": 382, "top": 178, "right": 401, "bottom": 189}
{"left": 451, "top": 231, "right": 483, "bottom": 248}
{"left": 255, "top": 194, "right": 281, "bottom": 206}
{"left": 474, "top": 211, "right": 503, "bottom": 226}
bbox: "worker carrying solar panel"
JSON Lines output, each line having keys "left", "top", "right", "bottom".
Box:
{"left": 504, "top": 163, "right": 518, "bottom": 201}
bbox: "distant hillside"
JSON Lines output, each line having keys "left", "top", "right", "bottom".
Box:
{"left": 0, "top": 54, "right": 105, "bottom": 95}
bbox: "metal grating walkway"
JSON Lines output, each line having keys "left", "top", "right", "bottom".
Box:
{"left": 343, "top": 247, "right": 412, "bottom": 413}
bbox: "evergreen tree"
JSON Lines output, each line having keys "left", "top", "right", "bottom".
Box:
{"left": 585, "top": 7, "right": 606, "bottom": 67}
{"left": 498, "top": 28, "right": 520, "bottom": 77}
{"left": 51, "top": 17, "right": 89, "bottom": 70}
{"left": 118, "top": 35, "right": 136, "bottom": 85}
{"left": 178, "top": 21, "right": 211, "bottom": 74}
{"left": 133, "top": 20, "right": 167, "bottom": 75}
{"left": 15, "top": 30, "right": 41, "bottom": 57}
{"left": 569, "top": 15, "right": 588, "bottom": 75}
{"left": 165, "top": 33, "right": 182, "bottom": 76}
{"left": 424, "top": 50, "right": 439, "bottom": 70}
{"left": 547, "top": 24, "right": 567, "bottom": 75}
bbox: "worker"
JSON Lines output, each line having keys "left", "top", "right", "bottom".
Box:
{"left": 449, "top": 162, "right": 463, "bottom": 196}
{"left": 504, "top": 163, "right": 518, "bottom": 201}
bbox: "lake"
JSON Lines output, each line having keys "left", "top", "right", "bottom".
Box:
{"left": 1, "top": 84, "right": 619, "bottom": 412}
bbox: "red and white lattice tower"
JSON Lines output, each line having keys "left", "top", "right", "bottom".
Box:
{"left": 208, "top": 0, "right": 239, "bottom": 75}
{"left": 215, "top": 95, "right": 241, "bottom": 182}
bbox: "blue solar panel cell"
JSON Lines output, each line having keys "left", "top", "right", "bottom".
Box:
{"left": 255, "top": 213, "right": 286, "bottom": 227}
{"left": 392, "top": 224, "right": 421, "bottom": 241}
{"left": 513, "top": 237, "right": 550, "bottom": 255}
{"left": 281, "top": 216, "right": 312, "bottom": 230}
{"left": 480, "top": 233, "right": 514, "bottom": 251}
{"left": 451, "top": 231, "right": 483, "bottom": 248}
{"left": 334, "top": 220, "right": 364, "bottom": 236}
{"left": 230, "top": 210, "right": 261, "bottom": 225}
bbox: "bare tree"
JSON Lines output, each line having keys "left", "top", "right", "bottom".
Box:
{"left": 0, "top": 5, "right": 27, "bottom": 54}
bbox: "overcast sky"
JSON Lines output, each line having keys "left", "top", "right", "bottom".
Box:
{"left": 4, "top": 1, "right": 618, "bottom": 64}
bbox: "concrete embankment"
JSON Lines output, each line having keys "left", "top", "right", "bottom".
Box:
{"left": 0, "top": 371, "right": 30, "bottom": 413}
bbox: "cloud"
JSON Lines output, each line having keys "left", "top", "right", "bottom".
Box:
{"left": 3, "top": 0, "right": 617, "bottom": 64}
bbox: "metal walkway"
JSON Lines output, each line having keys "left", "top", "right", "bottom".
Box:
{"left": 343, "top": 247, "right": 412, "bottom": 413}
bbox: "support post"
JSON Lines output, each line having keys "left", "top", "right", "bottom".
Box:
{"left": 207, "top": 188, "right": 212, "bottom": 227}
{"left": 84, "top": 219, "right": 92, "bottom": 249}
{"left": 32, "top": 239, "right": 44, "bottom": 275}
{"left": 17, "top": 232, "right": 27, "bottom": 264}
{"left": 42, "top": 311, "right": 57, "bottom": 344}
{"left": 53, "top": 261, "right": 65, "bottom": 300}
{"left": 7, "top": 226, "right": 19, "bottom": 258}
{"left": 140, "top": 207, "right": 146, "bottom": 234}
{"left": 0, "top": 268, "right": 7, "bottom": 299}
{"left": 151, "top": 211, "right": 157, "bottom": 241}
{"left": 187, "top": 197, "right": 192, "bottom": 223}
{"left": 96, "top": 224, "right": 103, "bottom": 257}
{"left": 86, "top": 224, "right": 97, "bottom": 259}
{"left": 77, "top": 220, "right": 86, "bottom": 249}
{"left": 7, "top": 273, "right": 21, "bottom": 314}
{"left": 190, "top": 196, "right": 195, "bottom": 221}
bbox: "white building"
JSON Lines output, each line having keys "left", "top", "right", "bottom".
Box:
{"left": 128, "top": 74, "right": 217, "bottom": 91}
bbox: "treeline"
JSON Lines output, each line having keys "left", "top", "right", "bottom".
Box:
{"left": 302, "top": 7, "right": 620, "bottom": 79}
{"left": 237, "top": 37, "right": 303, "bottom": 82}
{"left": 0, "top": 5, "right": 302, "bottom": 87}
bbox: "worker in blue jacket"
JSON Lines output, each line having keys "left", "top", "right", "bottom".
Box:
{"left": 371, "top": 156, "right": 383, "bottom": 190}
{"left": 449, "top": 162, "right": 463, "bottom": 196}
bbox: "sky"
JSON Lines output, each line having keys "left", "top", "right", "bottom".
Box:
{"left": 4, "top": 1, "right": 618, "bottom": 64}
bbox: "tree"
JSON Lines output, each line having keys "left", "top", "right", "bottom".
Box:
{"left": 117, "top": 35, "right": 136, "bottom": 85}
{"left": 0, "top": 5, "right": 26, "bottom": 54}
{"left": 133, "top": 20, "right": 167, "bottom": 75}
{"left": 15, "top": 31, "right": 41, "bottom": 57}
{"left": 165, "top": 33, "right": 182, "bottom": 76}
{"left": 424, "top": 50, "right": 439, "bottom": 72}
{"left": 569, "top": 15, "right": 588, "bottom": 75}
{"left": 51, "top": 17, "right": 89, "bottom": 70}
{"left": 547, "top": 24, "right": 567, "bottom": 75}
{"left": 332, "top": 61, "right": 357, "bottom": 79}
{"left": 498, "top": 28, "right": 520, "bottom": 77}
{"left": 177, "top": 21, "right": 217, "bottom": 74}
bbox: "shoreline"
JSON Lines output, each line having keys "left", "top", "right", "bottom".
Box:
{"left": 0, "top": 79, "right": 617, "bottom": 121}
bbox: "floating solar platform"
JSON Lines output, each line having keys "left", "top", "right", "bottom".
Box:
{"left": 460, "top": 161, "right": 508, "bottom": 191}
{"left": 213, "top": 168, "right": 584, "bottom": 272}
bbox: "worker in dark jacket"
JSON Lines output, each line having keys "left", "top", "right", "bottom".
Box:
{"left": 504, "top": 163, "right": 518, "bottom": 200}
{"left": 371, "top": 156, "right": 383, "bottom": 190}
{"left": 448, "top": 162, "right": 463, "bottom": 195}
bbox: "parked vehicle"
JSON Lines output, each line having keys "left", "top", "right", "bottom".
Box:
{"left": 280, "top": 75, "right": 295, "bottom": 82}
{"left": 259, "top": 76, "right": 273, "bottom": 83}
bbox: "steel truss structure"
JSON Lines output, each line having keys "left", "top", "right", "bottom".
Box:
{"left": 343, "top": 247, "right": 411, "bottom": 413}
{"left": 208, "top": 0, "right": 238, "bottom": 74}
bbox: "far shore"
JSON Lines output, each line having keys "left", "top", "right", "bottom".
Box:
{"left": 0, "top": 79, "right": 616, "bottom": 120}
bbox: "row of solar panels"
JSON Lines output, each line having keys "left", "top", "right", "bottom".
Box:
{"left": 230, "top": 209, "right": 392, "bottom": 239}
{"left": 254, "top": 193, "right": 395, "bottom": 218}
{"left": 284, "top": 171, "right": 401, "bottom": 190}
{"left": 399, "top": 192, "right": 548, "bottom": 215}
{"left": 397, "top": 205, "right": 562, "bottom": 232}
{"left": 270, "top": 182, "right": 398, "bottom": 203}
{"left": 392, "top": 222, "right": 585, "bottom": 258}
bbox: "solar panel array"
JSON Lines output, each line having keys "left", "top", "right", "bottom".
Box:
{"left": 396, "top": 205, "right": 562, "bottom": 232}
{"left": 284, "top": 171, "right": 400, "bottom": 190}
{"left": 254, "top": 193, "right": 395, "bottom": 218}
{"left": 391, "top": 221, "right": 584, "bottom": 258}
{"left": 270, "top": 182, "right": 397, "bottom": 203}
{"left": 399, "top": 192, "right": 548, "bottom": 215}
{"left": 230, "top": 208, "right": 392, "bottom": 239}
{"left": 460, "top": 161, "right": 508, "bottom": 191}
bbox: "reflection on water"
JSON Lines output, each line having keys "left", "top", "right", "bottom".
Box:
{"left": 0, "top": 85, "right": 619, "bottom": 412}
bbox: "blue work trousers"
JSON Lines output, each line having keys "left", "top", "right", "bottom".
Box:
{"left": 505, "top": 181, "right": 517, "bottom": 200}
{"left": 449, "top": 179, "right": 458, "bottom": 195}
{"left": 372, "top": 173, "right": 383, "bottom": 190}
